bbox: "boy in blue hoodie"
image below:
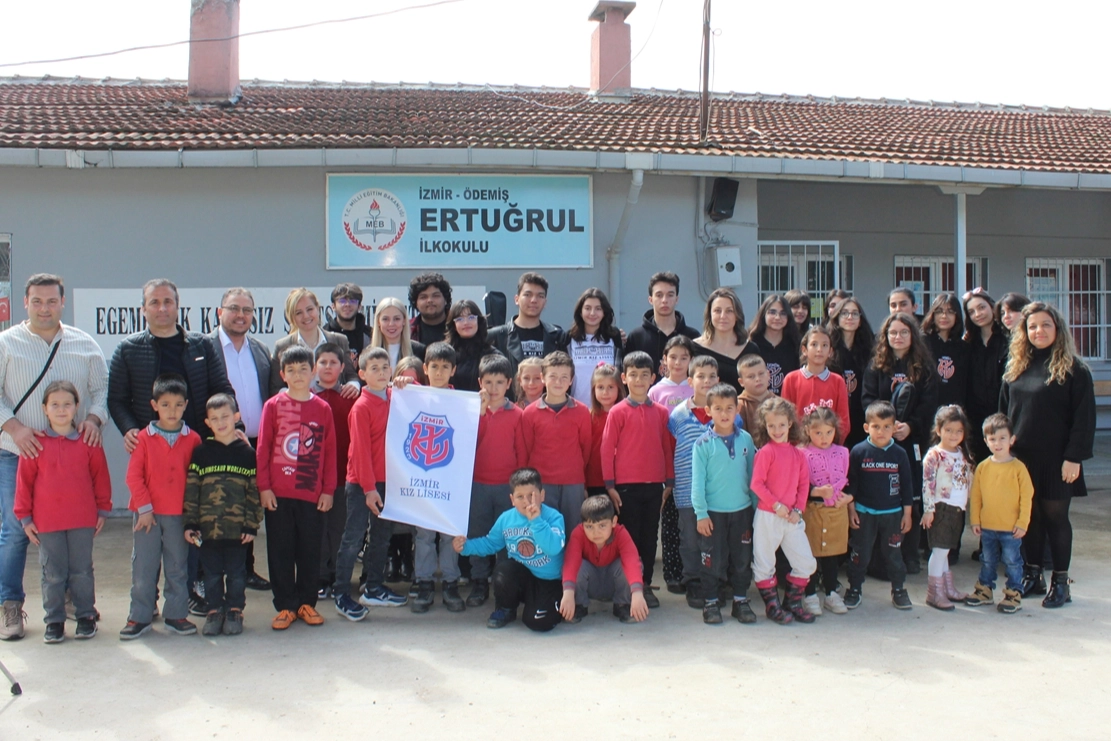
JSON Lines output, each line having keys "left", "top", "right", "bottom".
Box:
{"left": 453, "top": 468, "right": 565, "bottom": 632}
{"left": 691, "top": 383, "right": 757, "bottom": 626}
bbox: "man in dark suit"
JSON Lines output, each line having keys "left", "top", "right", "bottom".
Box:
{"left": 210, "top": 287, "right": 273, "bottom": 591}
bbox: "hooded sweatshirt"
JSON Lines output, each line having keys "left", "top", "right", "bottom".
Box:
{"left": 625, "top": 309, "right": 700, "bottom": 377}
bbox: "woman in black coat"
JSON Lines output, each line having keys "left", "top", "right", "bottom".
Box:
{"left": 444, "top": 299, "right": 503, "bottom": 392}
{"left": 921, "top": 293, "right": 969, "bottom": 411}
{"left": 962, "top": 288, "right": 1008, "bottom": 462}
{"left": 827, "top": 297, "right": 875, "bottom": 449}
{"left": 863, "top": 312, "right": 939, "bottom": 574}
{"left": 1000, "top": 302, "right": 1095, "bottom": 608}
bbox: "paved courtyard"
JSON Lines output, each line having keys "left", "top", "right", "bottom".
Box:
{"left": 1, "top": 442, "right": 1109, "bottom": 740}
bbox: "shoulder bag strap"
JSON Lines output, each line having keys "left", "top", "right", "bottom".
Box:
{"left": 12, "top": 340, "right": 62, "bottom": 415}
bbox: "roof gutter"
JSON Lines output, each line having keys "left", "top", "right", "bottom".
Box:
{"left": 1, "top": 146, "right": 1110, "bottom": 190}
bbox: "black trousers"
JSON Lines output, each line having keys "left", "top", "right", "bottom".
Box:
{"left": 265, "top": 498, "right": 323, "bottom": 612}
{"left": 492, "top": 559, "right": 562, "bottom": 632}
{"left": 849, "top": 511, "right": 906, "bottom": 591}
{"left": 199, "top": 540, "right": 248, "bottom": 612}
{"left": 698, "top": 508, "right": 753, "bottom": 601}
{"left": 617, "top": 483, "right": 664, "bottom": 587}
{"left": 660, "top": 495, "right": 683, "bottom": 584}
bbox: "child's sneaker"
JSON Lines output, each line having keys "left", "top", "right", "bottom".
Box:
{"left": 643, "top": 588, "right": 660, "bottom": 609}
{"left": 965, "top": 582, "right": 994, "bottom": 607}
{"left": 442, "top": 581, "right": 466, "bottom": 612}
{"left": 164, "top": 618, "right": 198, "bottom": 636}
{"left": 466, "top": 579, "right": 489, "bottom": 607}
{"left": 411, "top": 581, "right": 435, "bottom": 614}
{"left": 702, "top": 600, "right": 723, "bottom": 624}
{"left": 296, "top": 605, "right": 325, "bottom": 626}
{"left": 317, "top": 585, "right": 333, "bottom": 601}
{"left": 44, "top": 622, "right": 64, "bottom": 643}
{"left": 486, "top": 607, "right": 516, "bottom": 629}
{"left": 998, "top": 588, "right": 1022, "bottom": 614}
{"left": 612, "top": 603, "right": 634, "bottom": 623}
{"left": 223, "top": 609, "right": 244, "bottom": 635}
{"left": 359, "top": 584, "right": 407, "bottom": 608}
{"left": 119, "top": 621, "right": 152, "bottom": 640}
{"left": 891, "top": 588, "right": 913, "bottom": 610}
{"left": 202, "top": 611, "right": 224, "bottom": 636}
{"left": 334, "top": 593, "right": 369, "bottom": 622}
{"left": 271, "top": 610, "right": 297, "bottom": 630}
{"left": 685, "top": 591, "right": 705, "bottom": 610}
{"left": 843, "top": 588, "right": 862, "bottom": 609}
{"left": 731, "top": 599, "right": 757, "bottom": 624}
{"left": 75, "top": 617, "right": 97, "bottom": 640}
{"left": 802, "top": 594, "right": 823, "bottom": 617}
{"left": 570, "top": 605, "right": 587, "bottom": 624}
{"left": 822, "top": 591, "right": 848, "bottom": 615}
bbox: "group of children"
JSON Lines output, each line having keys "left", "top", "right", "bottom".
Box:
{"left": 13, "top": 325, "right": 1037, "bottom": 642}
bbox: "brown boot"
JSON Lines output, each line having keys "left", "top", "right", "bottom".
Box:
{"left": 998, "top": 588, "right": 1022, "bottom": 614}
{"left": 926, "top": 575, "right": 955, "bottom": 611}
{"left": 942, "top": 570, "right": 969, "bottom": 602}
{"left": 965, "top": 582, "right": 994, "bottom": 607}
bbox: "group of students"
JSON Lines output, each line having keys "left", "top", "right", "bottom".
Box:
{"left": 12, "top": 273, "right": 1096, "bottom": 641}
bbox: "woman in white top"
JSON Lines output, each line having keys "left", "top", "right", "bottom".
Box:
{"left": 269, "top": 288, "right": 359, "bottom": 397}
{"left": 560, "top": 288, "right": 623, "bottom": 405}
{"left": 369, "top": 297, "right": 426, "bottom": 370}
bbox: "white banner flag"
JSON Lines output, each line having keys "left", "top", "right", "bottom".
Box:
{"left": 381, "top": 385, "right": 480, "bottom": 536}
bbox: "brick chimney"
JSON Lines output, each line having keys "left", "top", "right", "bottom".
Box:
{"left": 188, "top": 0, "right": 241, "bottom": 103}
{"left": 589, "top": 1, "right": 636, "bottom": 94}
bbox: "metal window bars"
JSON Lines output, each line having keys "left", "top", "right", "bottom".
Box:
{"left": 756, "top": 242, "right": 848, "bottom": 320}
{"left": 1025, "top": 257, "right": 1108, "bottom": 361}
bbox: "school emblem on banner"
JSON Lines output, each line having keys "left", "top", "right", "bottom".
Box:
{"left": 404, "top": 413, "right": 455, "bottom": 471}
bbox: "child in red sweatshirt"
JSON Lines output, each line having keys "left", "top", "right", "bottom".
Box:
{"left": 15, "top": 381, "right": 111, "bottom": 643}
{"left": 468, "top": 355, "right": 526, "bottom": 607}
{"left": 585, "top": 363, "right": 625, "bottom": 497}
{"left": 257, "top": 346, "right": 336, "bottom": 630}
{"left": 121, "top": 374, "right": 203, "bottom": 639}
{"left": 780, "top": 325, "right": 850, "bottom": 442}
{"left": 516, "top": 351, "right": 592, "bottom": 531}
{"left": 750, "top": 396, "right": 817, "bottom": 626}
{"left": 599, "top": 351, "right": 675, "bottom": 609}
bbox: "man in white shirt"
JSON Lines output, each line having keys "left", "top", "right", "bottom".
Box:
{"left": 209, "top": 287, "right": 273, "bottom": 591}
{"left": 0, "top": 274, "right": 108, "bottom": 640}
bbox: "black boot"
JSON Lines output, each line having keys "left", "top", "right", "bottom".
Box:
{"left": 757, "top": 584, "right": 793, "bottom": 625}
{"left": 1042, "top": 571, "right": 1072, "bottom": 608}
{"left": 1021, "top": 565, "right": 1047, "bottom": 597}
{"left": 784, "top": 582, "right": 816, "bottom": 624}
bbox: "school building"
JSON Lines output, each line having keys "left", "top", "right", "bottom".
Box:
{"left": 1, "top": 0, "right": 1109, "bottom": 458}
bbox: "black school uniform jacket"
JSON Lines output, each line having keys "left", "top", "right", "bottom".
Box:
{"left": 925, "top": 333, "right": 969, "bottom": 410}
{"left": 862, "top": 356, "right": 939, "bottom": 462}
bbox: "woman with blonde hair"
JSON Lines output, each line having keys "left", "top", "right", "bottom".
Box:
{"left": 269, "top": 288, "right": 359, "bottom": 397}
{"left": 369, "top": 296, "right": 425, "bottom": 369}
{"left": 1000, "top": 302, "right": 1095, "bottom": 607}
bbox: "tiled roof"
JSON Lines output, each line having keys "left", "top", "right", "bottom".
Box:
{"left": 3, "top": 77, "right": 1111, "bottom": 173}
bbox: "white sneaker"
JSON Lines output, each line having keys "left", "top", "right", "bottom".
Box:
{"left": 0, "top": 600, "right": 26, "bottom": 641}
{"left": 801, "top": 594, "right": 822, "bottom": 617}
{"left": 823, "top": 591, "right": 848, "bottom": 614}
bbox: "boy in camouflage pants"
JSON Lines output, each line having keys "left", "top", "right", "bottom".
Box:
{"left": 184, "top": 394, "right": 263, "bottom": 636}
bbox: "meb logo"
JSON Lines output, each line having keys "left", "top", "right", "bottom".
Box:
{"left": 343, "top": 188, "right": 407, "bottom": 252}
{"left": 404, "top": 412, "right": 455, "bottom": 471}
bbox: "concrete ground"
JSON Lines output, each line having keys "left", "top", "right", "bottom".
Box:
{"left": 2, "top": 437, "right": 1111, "bottom": 740}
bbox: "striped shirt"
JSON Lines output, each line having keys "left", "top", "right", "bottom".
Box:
{"left": 0, "top": 322, "right": 109, "bottom": 455}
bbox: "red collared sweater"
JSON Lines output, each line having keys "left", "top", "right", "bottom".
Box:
{"left": 561, "top": 523, "right": 644, "bottom": 593}
{"left": 585, "top": 409, "right": 609, "bottom": 489}
{"left": 346, "top": 387, "right": 390, "bottom": 492}
{"left": 780, "top": 368, "right": 851, "bottom": 443}
{"left": 126, "top": 424, "right": 202, "bottom": 515}
{"left": 475, "top": 400, "right": 526, "bottom": 485}
{"left": 257, "top": 391, "right": 337, "bottom": 503}
{"left": 600, "top": 398, "right": 675, "bottom": 488}
{"left": 516, "top": 397, "right": 592, "bottom": 485}
{"left": 15, "top": 434, "right": 112, "bottom": 533}
{"left": 317, "top": 387, "right": 356, "bottom": 490}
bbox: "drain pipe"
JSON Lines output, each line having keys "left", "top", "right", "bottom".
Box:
{"left": 607, "top": 168, "right": 645, "bottom": 324}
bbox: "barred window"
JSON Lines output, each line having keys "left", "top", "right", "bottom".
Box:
{"left": 757, "top": 242, "right": 851, "bottom": 320}
{"left": 1026, "top": 258, "right": 1108, "bottom": 360}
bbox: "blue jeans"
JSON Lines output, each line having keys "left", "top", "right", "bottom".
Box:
{"left": 979, "top": 529, "right": 1024, "bottom": 591}
{"left": 0, "top": 452, "right": 29, "bottom": 603}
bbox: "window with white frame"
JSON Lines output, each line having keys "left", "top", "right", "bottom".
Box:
{"left": 757, "top": 242, "right": 851, "bottom": 320}
{"left": 893, "top": 256, "right": 988, "bottom": 311}
{"left": 1025, "top": 258, "right": 1108, "bottom": 360}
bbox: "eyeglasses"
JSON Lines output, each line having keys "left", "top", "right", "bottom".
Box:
{"left": 220, "top": 305, "right": 253, "bottom": 315}
{"left": 839, "top": 311, "right": 860, "bottom": 319}
{"left": 453, "top": 314, "right": 479, "bottom": 324}
{"left": 887, "top": 329, "right": 911, "bottom": 339}
{"left": 765, "top": 309, "right": 788, "bottom": 318}
{"left": 336, "top": 298, "right": 361, "bottom": 306}
{"left": 935, "top": 309, "right": 957, "bottom": 316}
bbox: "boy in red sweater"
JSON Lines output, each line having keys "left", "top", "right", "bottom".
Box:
{"left": 312, "top": 343, "right": 356, "bottom": 600}
{"left": 516, "top": 351, "right": 592, "bottom": 532}
{"left": 331, "top": 347, "right": 409, "bottom": 622}
{"left": 16, "top": 381, "right": 111, "bottom": 643}
{"left": 559, "top": 495, "right": 648, "bottom": 624}
{"left": 467, "top": 354, "right": 526, "bottom": 607}
{"left": 120, "top": 374, "right": 202, "bottom": 639}
{"left": 601, "top": 351, "right": 675, "bottom": 609}
{"left": 257, "top": 346, "right": 336, "bottom": 630}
